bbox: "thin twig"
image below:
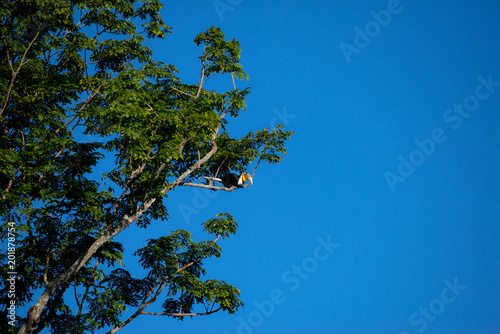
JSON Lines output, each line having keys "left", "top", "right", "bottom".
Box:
{"left": 78, "top": 259, "right": 100, "bottom": 315}
{"left": 251, "top": 157, "right": 262, "bottom": 179}
{"left": 1, "top": 31, "right": 40, "bottom": 116}
{"left": 203, "top": 72, "right": 222, "bottom": 83}
{"left": 169, "top": 86, "right": 195, "bottom": 98}
{"left": 213, "top": 156, "right": 228, "bottom": 183}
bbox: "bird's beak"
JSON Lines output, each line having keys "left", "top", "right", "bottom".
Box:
{"left": 247, "top": 174, "right": 253, "bottom": 185}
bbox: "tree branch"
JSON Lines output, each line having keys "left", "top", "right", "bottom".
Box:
{"left": 141, "top": 308, "right": 222, "bottom": 317}
{"left": 19, "top": 126, "right": 200, "bottom": 334}
{"left": 19, "top": 198, "right": 160, "bottom": 334}
{"left": 63, "top": 70, "right": 114, "bottom": 128}
{"left": 108, "top": 242, "right": 218, "bottom": 334}
{"left": 17, "top": 53, "right": 242, "bottom": 334}
{"left": 251, "top": 157, "right": 262, "bottom": 179}
{"left": 179, "top": 182, "right": 234, "bottom": 192}
{"left": 43, "top": 248, "right": 51, "bottom": 286}
{"left": 169, "top": 85, "right": 195, "bottom": 98}
{"left": 1, "top": 166, "right": 21, "bottom": 200}
{"left": 195, "top": 45, "right": 206, "bottom": 98}
{"left": 1, "top": 31, "right": 40, "bottom": 117}
{"left": 78, "top": 259, "right": 100, "bottom": 315}
{"left": 231, "top": 72, "right": 236, "bottom": 90}
{"left": 108, "top": 273, "right": 168, "bottom": 334}
{"left": 211, "top": 156, "right": 228, "bottom": 186}
{"left": 162, "top": 111, "right": 227, "bottom": 195}
{"left": 73, "top": 279, "right": 79, "bottom": 309}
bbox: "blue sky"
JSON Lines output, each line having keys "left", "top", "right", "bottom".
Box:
{"left": 81, "top": 1, "right": 500, "bottom": 333}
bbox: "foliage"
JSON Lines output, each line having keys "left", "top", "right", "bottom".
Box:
{"left": 0, "top": 0, "right": 292, "bottom": 333}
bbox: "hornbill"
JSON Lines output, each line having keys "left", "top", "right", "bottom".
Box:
{"left": 219, "top": 172, "right": 253, "bottom": 188}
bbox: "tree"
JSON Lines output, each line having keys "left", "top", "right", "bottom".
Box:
{"left": 0, "top": 1, "right": 293, "bottom": 333}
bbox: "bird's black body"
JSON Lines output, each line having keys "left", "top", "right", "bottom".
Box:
{"left": 221, "top": 173, "right": 240, "bottom": 188}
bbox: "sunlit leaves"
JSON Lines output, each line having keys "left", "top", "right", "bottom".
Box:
{"left": 132, "top": 215, "right": 242, "bottom": 320}
{"left": 203, "top": 213, "right": 237, "bottom": 239}
{"left": 0, "top": 0, "right": 291, "bottom": 331}
{"left": 194, "top": 26, "right": 248, "bottom": 81}
{"left": 254, "top": 124, "right": 294, "bottom": 164}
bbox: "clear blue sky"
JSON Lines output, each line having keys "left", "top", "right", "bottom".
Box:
{"left": 111, "top": 1, "right": 499, "bottom": 333}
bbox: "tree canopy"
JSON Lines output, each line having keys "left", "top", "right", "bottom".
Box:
{"left": 0, "top": 0, "right": 292, "bottom": 333}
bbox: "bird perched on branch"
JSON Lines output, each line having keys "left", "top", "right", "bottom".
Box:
{"left": 218, "top": 172, "right": 253, "bottom": 188}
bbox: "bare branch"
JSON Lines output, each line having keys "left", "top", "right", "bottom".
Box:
{"left": 195, "top": 44, "right": 206, "bottom": 98}
{"left": 180, "top": 182, "right": 234, "bottom": 192}
{"left": 169, "top": 85, "right": 195, "bottom": 98}
{"left": 43, "top": 248, "right": 51, "bottom": 286}
{"left": 251, "top": 157, "right": 262, "bottom": 179}
{"left": 231, "top": 72, "right": 236, "bottom": 90}
{"left": 73, "top": 279, "right": 79, "bottom": 307}
{"left": 145, "top": 102, "right": 155, "bottom": 113}
{"left": 203, "top": 72, "right": 223, "bottom": 83}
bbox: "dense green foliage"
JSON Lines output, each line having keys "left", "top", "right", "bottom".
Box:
{"left": 0, "top": 0, "right": 292, "bottom": 333}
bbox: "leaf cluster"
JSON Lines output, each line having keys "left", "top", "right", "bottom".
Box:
{"left": 0, "top": 1, "right": 292, "bottom": 333}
